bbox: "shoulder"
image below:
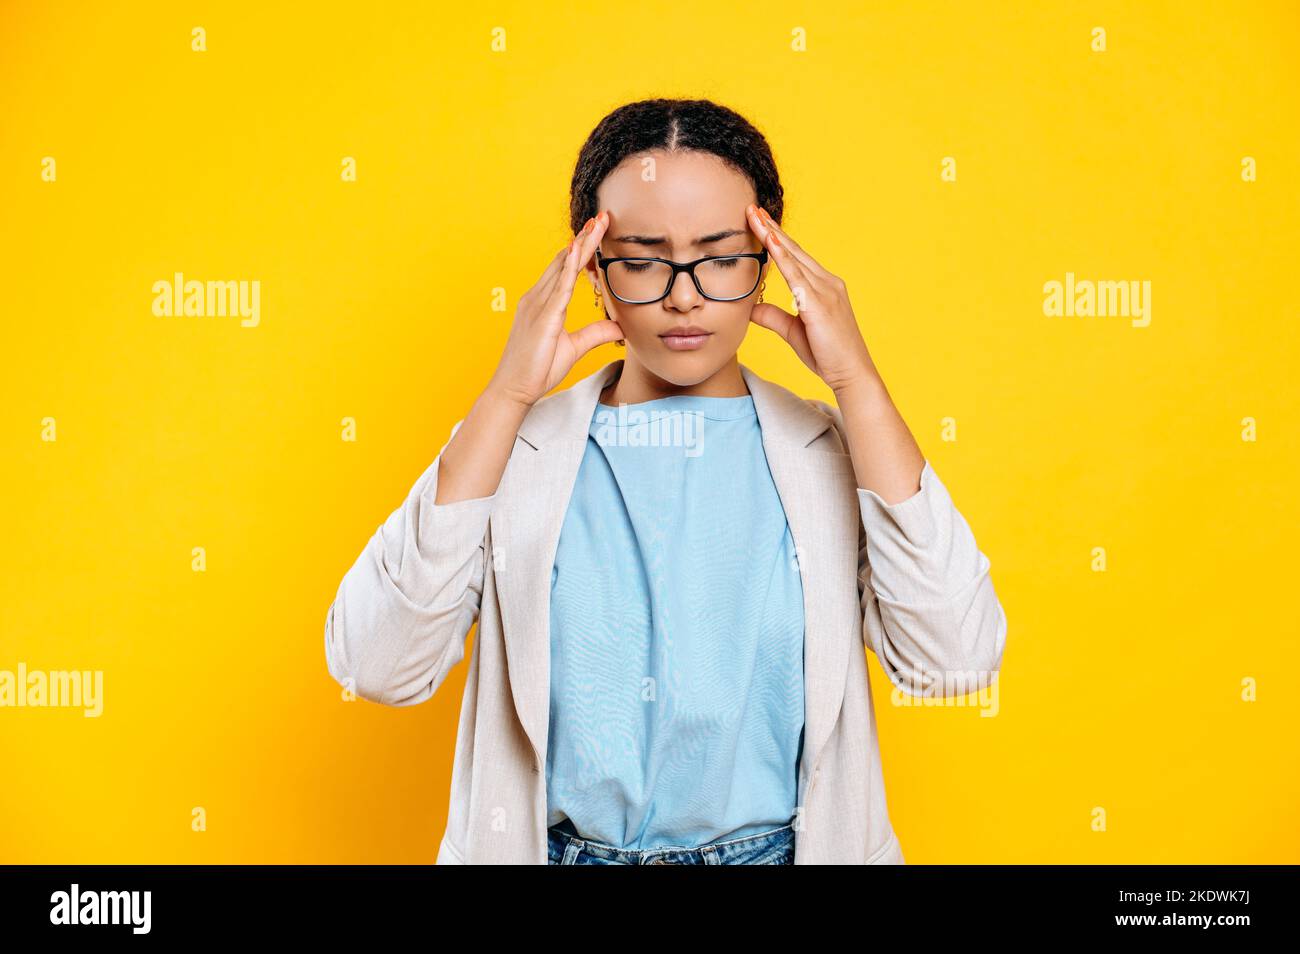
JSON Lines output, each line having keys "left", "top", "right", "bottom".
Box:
{"left": 803, "top": 396, "right": 840, "bottom": 423}
{"left": 800, "top": 397, "right": 850, "bottom": 454}
{"left": 739, "top": 363, "right": 848, "bottom": 451}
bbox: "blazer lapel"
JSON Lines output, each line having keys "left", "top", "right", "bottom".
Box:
{"left": 741, "top": 365, "right": 861, "bottom": 798}
{"left": 492, "top": 358, "right": 858, "bottom": 800}
{"left": 492, "top": 359, "right": 623, "bottom": 776}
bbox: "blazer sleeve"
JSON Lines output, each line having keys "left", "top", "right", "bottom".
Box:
{"left": 855, "top": 459, "right": 1007, "bottom": 697}
{"left": 324, "top": 417, "right": 497, "bottom": 706}
{"left": 809, "top": 397, "right": 1007, "bottom": 697}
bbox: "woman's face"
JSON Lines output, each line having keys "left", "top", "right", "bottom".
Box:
{"left": 583, "top": 149, "right": 769, "bottom": 387}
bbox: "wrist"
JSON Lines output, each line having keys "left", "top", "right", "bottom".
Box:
{"left": 482, "top": 376, "right": 537, "bottom": 417}
{"left": 830, "top": 363, "right": 884, "bottom": 400}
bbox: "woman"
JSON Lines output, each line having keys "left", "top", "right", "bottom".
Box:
{"left": 324, "top": 98, "right": 1007, "bottom": 865}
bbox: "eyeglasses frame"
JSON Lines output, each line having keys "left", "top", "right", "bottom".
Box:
{"left": 595, "top": 248, "right": 770, "bottom": 304}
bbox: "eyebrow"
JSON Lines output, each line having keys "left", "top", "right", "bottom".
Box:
{"left": 610, "top": 228, "right": 748, "bottom": 247}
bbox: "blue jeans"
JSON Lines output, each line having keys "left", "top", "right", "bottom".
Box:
{"left": 547, "top": 816, "right": 796, "bottom": 865}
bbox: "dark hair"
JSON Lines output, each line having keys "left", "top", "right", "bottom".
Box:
{"left": 568, "top": 98, "right": 784, "bottom": 234}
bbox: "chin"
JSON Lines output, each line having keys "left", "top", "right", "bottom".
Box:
{"left": 632, "top": 347, "right": 732, "bottom": 387}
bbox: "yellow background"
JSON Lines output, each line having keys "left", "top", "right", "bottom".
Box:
{"left": 1, "top": 1, "right": 1296, "bottom": 863}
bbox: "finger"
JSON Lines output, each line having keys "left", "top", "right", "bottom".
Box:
{"left": 751, "top": 204, "right": 833, "bottom": 281}
{"left": 533, "top": 224, "right": 591, "bottom": 324}
{"left": 574, "top": 208, "right": 608, "bottom": 270}
{"left": 745, "top": 204, "right": 823, "bottom": 301}
{"left": 567, "top": 315, "right": 625, "bottom": 360}
{"left": 748, "top": 205, "right": 816, "bottom": 287}
{"left": 749, "top": 206, "right": 838, "bottom": 301}
{"left": 533, "top": 235, "right": 581, "bottom": 307}
{"left": 543, "top": 212, "right": 606, "bottom": 318}
{"left": 749, "top": 301, "right": 816, "bottom": 370}
{"left": 527, "top": 243, "right": 578, "bottom": 306}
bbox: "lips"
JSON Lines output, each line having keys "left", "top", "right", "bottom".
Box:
{"left": 659, "top": 326, "right": 713, "bottom": 351}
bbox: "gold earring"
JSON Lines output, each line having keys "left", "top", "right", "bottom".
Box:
{"left": 757, "top": 280, "right": 766, "bottom": 304}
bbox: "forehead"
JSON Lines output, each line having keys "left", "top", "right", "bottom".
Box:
{"left": 596, "top": 150, "right": 756, "bottom": 229}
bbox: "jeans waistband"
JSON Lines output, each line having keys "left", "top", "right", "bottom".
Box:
{"left": 547, "top": 815, "right": 797, "bottom": 865}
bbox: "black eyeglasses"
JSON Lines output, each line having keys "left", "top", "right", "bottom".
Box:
{"left": 596, "top": 249, "right": 769, "bottom": 304}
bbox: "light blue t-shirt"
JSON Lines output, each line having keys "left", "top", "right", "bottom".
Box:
{"left": 545, "top": 391, "right": 806, "bottom": 850}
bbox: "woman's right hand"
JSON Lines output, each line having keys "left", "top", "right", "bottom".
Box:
{"left": 488, "top": 210, "right": 622, "bottom": 409}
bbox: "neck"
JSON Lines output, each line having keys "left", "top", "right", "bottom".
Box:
{"left": 600, "top": 354, "right": 748, "bottom": 406}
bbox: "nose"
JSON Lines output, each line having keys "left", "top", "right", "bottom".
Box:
{"left": 666, "top": 268, "right": 701, "bottom": 310}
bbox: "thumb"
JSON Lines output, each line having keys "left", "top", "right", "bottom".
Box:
{"left": 568, "top": 317, "right": 626, "bottom": 361}
{"left": 749, "top": 301, "right": 798, "bottom": 336}
{"left": 750, "top": 302, "right": 814, "bottom": 368}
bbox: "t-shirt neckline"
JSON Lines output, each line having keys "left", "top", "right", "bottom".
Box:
{"left": 593, "top": 393, "right": 756, "bottom": 422}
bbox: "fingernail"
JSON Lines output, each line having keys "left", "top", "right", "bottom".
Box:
{"left": 770, "top": 231, "right": 781, "bottom": 247}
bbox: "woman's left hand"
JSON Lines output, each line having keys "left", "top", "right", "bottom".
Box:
{"left": 745, "top": 203, "right": 876, "bottom": 393}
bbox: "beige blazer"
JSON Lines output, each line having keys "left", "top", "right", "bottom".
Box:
{"left": 325, "top": 358, "right": 1007, "bottom": 864}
